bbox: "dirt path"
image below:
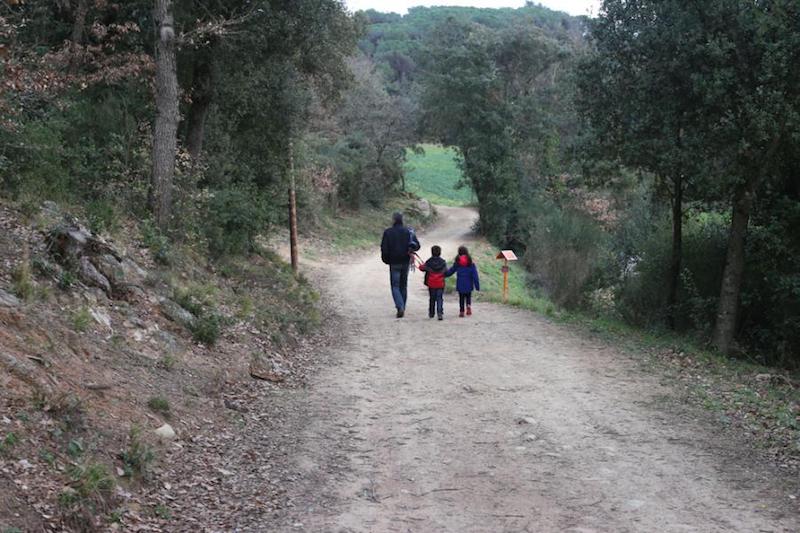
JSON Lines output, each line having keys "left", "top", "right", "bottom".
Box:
{"left": 280, "top": 206, "right": 798, "bottom": 532}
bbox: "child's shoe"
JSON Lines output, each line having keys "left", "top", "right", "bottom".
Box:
{"left": 459, "top": 311, "right": 465, "bottom": 318}
{"left": 466, "top": 306, "right": 472, "bottom": 316}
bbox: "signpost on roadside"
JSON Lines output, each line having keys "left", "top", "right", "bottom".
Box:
{"left": 496, "top": 250, "right": 518, "bottom": 303}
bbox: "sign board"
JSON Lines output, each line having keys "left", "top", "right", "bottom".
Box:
{"left": 496, "top": 250, "right": 518, "bottom": 261}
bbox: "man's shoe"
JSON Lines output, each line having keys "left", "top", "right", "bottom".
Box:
{"left": 466, "top": 306, "right": 472, "bottom": 316}
{"left": 438, "top": 315, "right": 443, "bottom": 321}
{"left": 397, "top": 309, "right": 404, "bottom": 318}
{"left": 459, "top": 311, "right": 465, "bottom": 318}
{"left": 429, "top": 314, "right": 434, "bottom": 319}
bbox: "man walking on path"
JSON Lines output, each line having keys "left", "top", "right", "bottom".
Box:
{"left": 381, "top": 212, "right": 420, "bottom": 317}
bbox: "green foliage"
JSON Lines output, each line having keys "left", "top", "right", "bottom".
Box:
{"left": 524, "top": 202, "right": 611, "bottom": 309}
{"left": 119, "top": 427, "right": 154, "bottom": 479}
{"left": 85, "top": 198, "right": 121, "bottom": 235}
{"left": 360, "top": 5, "right": 584, "bottom": 91}
{"left": 146, "top": 397, "right": 170, "bottom": 417}
{"left": 11, "top": 261, "right": 34, "bottom": 302}
{"left": 71, "top": 307, "right": 92, "bottom": 333}
{"left": 616, "top": 210, "right": 728, "bottom": 330}
{"left": 575, "top": 0, "right": 800, "bottom": 361}
{"left": 190, "top": 311, "right": 222, "bottom": 345}
{"left": 173, "top": 283, "right": 215, "bottom": 313}
{"left": 58, "top": 270, "right": 77, "bottom": 291}
{"left": 157, "top": 354, "right": 177, "bottom": 371}
{"left": 153, "top": 504, "right": 171, "bottom": 520}
{"left": 141, "top": 220, "right": 172, "bottom": 266}
{"left": 204, "top": 186, "right": 269, "bottom": 258}
{"left": 173, "top": 283, "right": 224, "bottom": 345}
{"left": 66, "top": 439, "right": 84, "bottom": 459}
{"left": 417, "top": 16, "right": 575, "bottom": 246}
{"left": 59, "top": 461, "right": 116, "bottom": 527}
{"left": 0, "top": 432, "right": 19, "bottom": 456}
{"left": 403, "top": 145, "right": 474, "bottom": 206}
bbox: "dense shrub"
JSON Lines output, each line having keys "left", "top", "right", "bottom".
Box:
{"left": 739, "top": 202, "right": 800, "bottom": 366}
{"left": 616, "top": 210, "right": 728, "bottom": 331}
{"left": 523, "top": 201, "right": 611, "bottom": 309}
{"left": 204, "top": 186, "right": 270, "bottom": 258}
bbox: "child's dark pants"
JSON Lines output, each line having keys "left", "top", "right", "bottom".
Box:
{"left": 458, "top": 291, "right": 472, "bottom": 312}
{"left": 428, "top": 288, "right": 444, "bottom": 318}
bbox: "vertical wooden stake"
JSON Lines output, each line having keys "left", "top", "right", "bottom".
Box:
{"left": 288, "top": 139, "right": 299, "bottom": 277}
{"left": 502, "top": 259, "right": 509, "bottom": 303}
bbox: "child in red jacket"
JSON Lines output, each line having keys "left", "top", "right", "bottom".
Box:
{"left": 419, "top": 245, "right": 447, "bottom": 320}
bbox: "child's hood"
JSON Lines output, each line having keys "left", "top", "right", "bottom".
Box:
{"left": 457, "top": 254, "right": 471, "bottom": 267}
{"left": 426, "top": 256, "right": 447, "bottom": 271}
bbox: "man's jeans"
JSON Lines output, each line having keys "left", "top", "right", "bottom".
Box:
{"left": 389, "top": 263, "right": 409, "bottom": 311}
{"left": 428, "top": 288, "right": 444, "bottom": 318}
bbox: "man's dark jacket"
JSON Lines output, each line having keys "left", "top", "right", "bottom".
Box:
{"left": 381, "top": 224, "right": 420, "bottom": 265}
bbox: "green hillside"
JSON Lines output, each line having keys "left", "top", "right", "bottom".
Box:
{"left": 358, "top": 4, "right": 586, "bottom": 87}
{"left": 403, "top": 145, "right": 474, "bottom": 207}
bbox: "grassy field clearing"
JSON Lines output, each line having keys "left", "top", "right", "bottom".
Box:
{"left": 404, "top": 144, "right": 475, "bottom": 207}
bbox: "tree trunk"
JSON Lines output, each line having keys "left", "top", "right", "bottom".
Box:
{"left": 288, "top": 140, "right": 299, "bottom": 276}
{"left": 68, "top": 0, "right": 89, "bottom": 73}
{"left": 712, "top": 175, "right": 757, "bottom": 354}
{"left": 149, "top": 0, "right": 179, "bottom": 229}
{"left": 71, "top": 0, "right": 89, "bottom": 44}
{"left": 186, "top": 56, "right": 213, "bottom": 161}
{"left": 666, "top": 173, "right": 683, "bottom": 329}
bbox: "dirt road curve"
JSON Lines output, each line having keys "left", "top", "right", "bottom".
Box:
{"left": 284, "top": 206, "right": 798, "bottom": 533}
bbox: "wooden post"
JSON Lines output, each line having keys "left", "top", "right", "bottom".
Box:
{"left": 288, "top": 139, "right": 299, "bottom": 277}
{"left": 502, "top": 259, "right": 509, "bottom": 303}
{"left": 496, "top": 250, "right": 517, "bottom": 303}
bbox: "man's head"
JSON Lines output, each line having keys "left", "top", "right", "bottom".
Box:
{"left": 392, "top": 212, "right": 404, "bottom": 225}
{"left": 431, "top": 245, "right": 441, "bottom": 257}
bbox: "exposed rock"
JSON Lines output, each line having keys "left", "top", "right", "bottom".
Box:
{"left": 0, "top": 352, "right": 52, "bottom": 394}
{"left": 415, "top": 198, "right": 433, "bottom": 219}
{"left": 249, "top": 354, "right": 289, "bottom": 383}
{"left": 93, "top": 254, "right": 147, "bottom": 297}
{"left": 40, "top": 200, "right": 62, "bottom": 220}
{"left": 93, "top": 254, "right": 126, "bottom": 290}
{"left": 151, "top": 329, "right": 184, "bottom": 356}
{"left": 0, "top": 289, "right": 20, "bottom": 307}
{"left": 48, "top": 220, "right": 121, "bottom": 263}
{"left": 89, "top": 307, "right": 112, "bottom": 328}
{"left": 79, "top": 256, "right": 112, "bottom": 296}
{"left": 47, "top": 217, "right": 149, "bottom": 299}
{"left": 120, "top": 258, "right": 148, "bottom": 286}
{"left": 154, "top": 423, "right": 176, "bottom": 440}
{"left": 160, "top": 299, "right": 196, "bottom": 330}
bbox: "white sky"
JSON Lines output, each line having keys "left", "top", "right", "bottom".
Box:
{"left": 343, "top": 0, "right": 601, "bottom": 17}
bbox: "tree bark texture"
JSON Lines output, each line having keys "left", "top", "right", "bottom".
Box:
{"left": 667, "top": 173, "right": 683, "bottom": 330}
{"left": 712, "top": 175, "right": 757, "bottom": 354}
{"left": 71, "top": 0, "right": 89, "bottom": 44}
{"left": 288, "top": 140, "right": 299, "bottom": 276}
{"left": 186, "top": 55, "right": 213, "bottom": 161}
{"left": 150, "top": 0, "right": 179, "bottom": 229}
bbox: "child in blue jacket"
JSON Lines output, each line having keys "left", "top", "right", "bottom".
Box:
{"left": 446, "top": 245, "right": 480, "bottom": 317}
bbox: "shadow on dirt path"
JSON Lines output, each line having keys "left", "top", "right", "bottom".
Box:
{"left": 276, "top": 206, "right": 799, "bottom": 532}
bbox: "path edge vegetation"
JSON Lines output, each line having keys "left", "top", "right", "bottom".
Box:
{"left": 469, "top": 236, "right": 800, "bottom": 470}
{"left": 405, "top": 146, "right": 799, "bottom": 470}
